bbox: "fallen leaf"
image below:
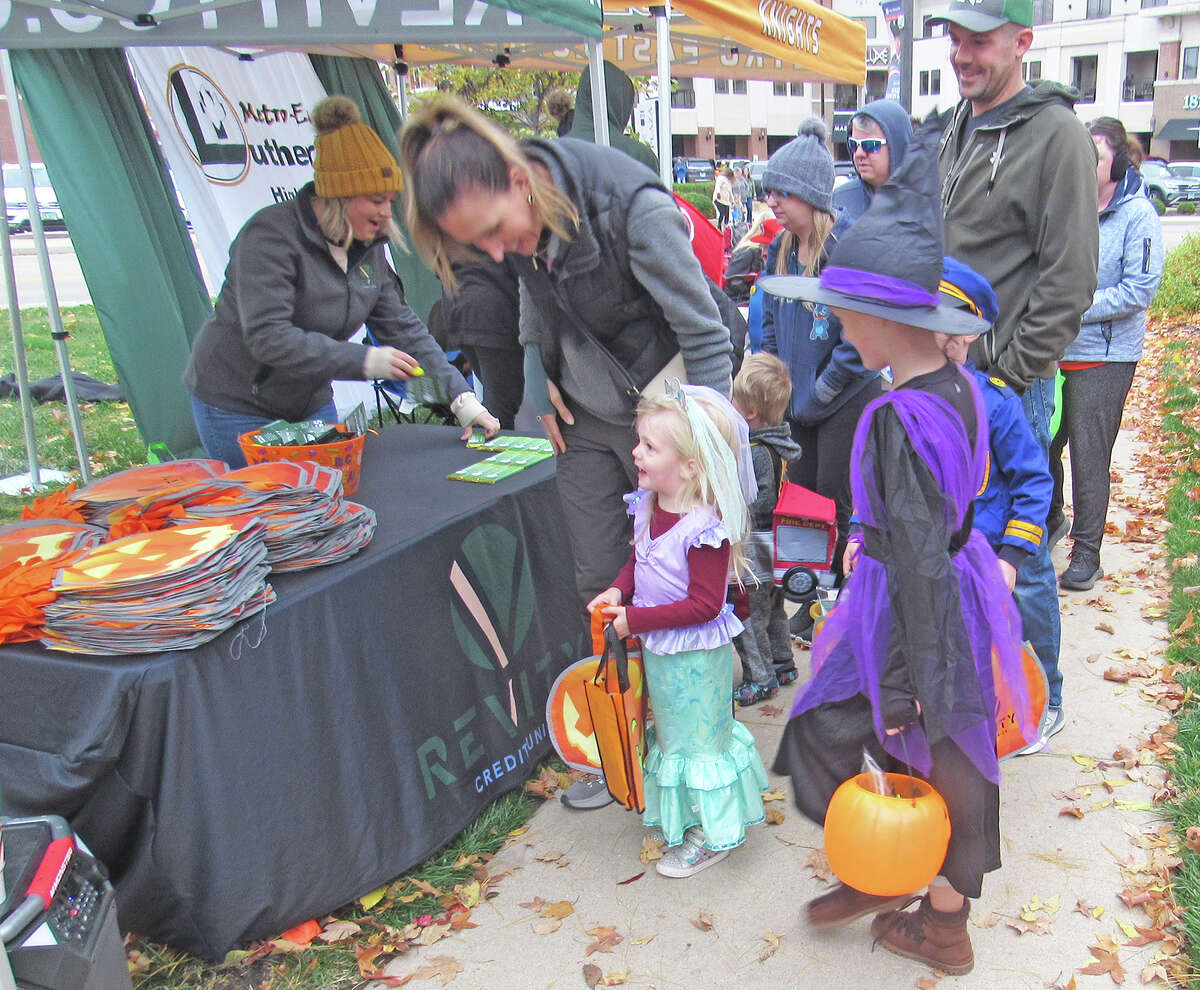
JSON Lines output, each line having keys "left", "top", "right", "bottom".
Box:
{"left": 1072, "top": 754, "right": 1100, "bottom": 771}
{"left": 765, "top": 806, "right": 786, "bottom": 825}
{"left": 410, "top": 955, "right": 463, "bottom": 986}
{"left": 760, "top": 788, "right": 788, "bottom": 802}
{"left": 360, "top": 885, "right": 388, "bottom": 911}
{"left": 518, "top": 896, "right": 547, "bottom": 912}
{"left": 540, "top": 901, "right": 575, "bottom": 920}
{"left": 318, "top": 919, "right": 362, "bottom": 943}
{"left": 803, "top": 849, "right": 837, "bottom": 884}
{"left": 617, "top": 872, "right": 645, "bottom": 885}
{"left": 535, "top": 850, "right": 565, "bottom": 863}
{"left": 691, "top": 910, "right": 715, "bottom": 931}
{"left": 598, "top": 970, "right": 628, "bottom": 986}
{"left": 1006, "top": 915, "right": 1053, "bottom": 936}
{"left": 970, "top": 912, "right": 1001, "bottom": 928}
{"left": 639, "top": 836, "right": 665, "bottom": 865}
{"left": 1096, "top": 621, "right": 1115, "bottom": 635}
{"left": 1060, "top": 805, "right": 1086, "bottom": 819}
{"left": 532, "top": 918, "right": 562, "bottom": 935}
{"left": 583, "top": 963, "right": 602, "bottom": 988}
{"left": 632, "top": 935, "right": 655, "bottom": 946}
{"left": 418, "top": 923, "right": 450, "bottom": 946}
{"left": 758, "top": 703, "right": 784, "bottom": 717}
{"left": 916, "top": 978, "right": 940, "bottom": 990}
{"left": 449, "top": 911, "right": 477, "bottom": 932}
{"left": 1185, "top": 826, "right": 1200, "bottom": 853}
{"left": 1079, "top": 942, "right": 1126, "bottom": 983}
{"left": 584, "top": 926, "right": 624, "bottom": 956}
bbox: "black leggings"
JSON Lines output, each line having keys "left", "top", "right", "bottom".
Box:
{"left": 715, "top": 201, "right": 730, "bottom": 229}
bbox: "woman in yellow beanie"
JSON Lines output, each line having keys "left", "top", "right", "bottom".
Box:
{"left": 184, "top": 94, "right": 499, "bottom": 467}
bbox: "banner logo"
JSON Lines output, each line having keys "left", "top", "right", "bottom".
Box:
{"left": 166, "top": 64, "right": 249, "bottom": 184}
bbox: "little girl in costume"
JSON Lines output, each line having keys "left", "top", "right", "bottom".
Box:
{"left": 588, "top": 384, "right": 769, "bottom": 878}
{"left": 761, "top": 117, "right": 1029, "bottom": 974}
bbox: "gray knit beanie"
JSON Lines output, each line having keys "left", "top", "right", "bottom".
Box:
{"left": 761, "top": 117, "right": 834, "bottom": 213}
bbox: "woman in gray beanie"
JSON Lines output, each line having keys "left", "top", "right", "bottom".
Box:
{"left": 760, "top": 119, "right": 884, "bottom": 640}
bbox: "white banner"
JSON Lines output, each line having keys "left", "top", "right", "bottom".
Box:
{"left": 128, "top": 47, "right": 327, "bottom": 292}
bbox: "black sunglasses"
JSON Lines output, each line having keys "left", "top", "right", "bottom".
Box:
{"left": 848, "top": 137, "right": 888, "bottom": 155}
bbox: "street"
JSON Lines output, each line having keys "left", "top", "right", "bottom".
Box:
{"left": 2, "top": 215, "right": 1200, "bottom": 310}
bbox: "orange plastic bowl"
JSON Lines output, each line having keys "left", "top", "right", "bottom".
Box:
{"left": 238, "top": 426, "right": 365, "bottom": 495}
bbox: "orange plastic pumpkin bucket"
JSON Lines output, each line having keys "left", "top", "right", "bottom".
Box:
{"left": 994, "top": 642, "right": 1048, "bottom": 760}
{"left": 824, "top": 771, "right": 951, "bottom": 897}
{"left": 238, "top": 426, "right": 366, "bottom": 495}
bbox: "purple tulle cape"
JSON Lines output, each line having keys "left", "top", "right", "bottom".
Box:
{"left": 786, "top": 372, "right": 1029, "bottom": 784}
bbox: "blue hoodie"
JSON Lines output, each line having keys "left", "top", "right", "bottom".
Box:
{"left": 1061, "top": 168, "right": 1163, "bottom": 364}
{"left": 832, "top": 100, "right": 914, "bottom": 228}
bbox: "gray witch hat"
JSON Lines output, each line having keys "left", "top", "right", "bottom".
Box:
{"left": 758, "top": 114, "right": 989, "bottom": 337}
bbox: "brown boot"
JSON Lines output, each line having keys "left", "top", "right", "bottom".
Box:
{"left": 869, "top": 894, "right": 974, "bottom": 974}
{"left": 806, "top": 883, "right": 914, "bottom": 931}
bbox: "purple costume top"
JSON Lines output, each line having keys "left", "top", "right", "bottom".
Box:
{"left": 625, "top": 489, "right": 744, "bottom": 655}
{"left": 786, "top": 371, "right": 1028, "bottom": 784}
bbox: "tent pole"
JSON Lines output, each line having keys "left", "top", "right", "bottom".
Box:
{"left": 655, "top": 2, "right": 673, "bottom": 186}
{"left": 0, "top": 161, "right": 41, "bottom": 488}
{"left": 586, "top": 39, "right": 610, "bottom": 147}
{"left": 0, "top": 50, "right": 91, "bottom": 483}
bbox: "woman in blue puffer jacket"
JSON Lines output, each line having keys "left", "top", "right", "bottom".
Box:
{"left": 1050, "top": 117, "right": 1163, "bottom": 591}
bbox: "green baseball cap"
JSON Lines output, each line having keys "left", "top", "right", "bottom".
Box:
{"left": 928, "top": 0, "right": 1033, "bottom": 31}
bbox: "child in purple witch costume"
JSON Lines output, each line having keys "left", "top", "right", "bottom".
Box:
{"left": 759, "top": 116, "right": 1030, "bottom": 976}
{"left": 588, "top": 384, "right": 769, "bottom": 879}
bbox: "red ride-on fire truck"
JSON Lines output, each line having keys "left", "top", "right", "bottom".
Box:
{"left": 773, "top": 481, "right": 838, "bottom": 605}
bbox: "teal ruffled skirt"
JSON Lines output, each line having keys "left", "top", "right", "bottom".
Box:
{"left": 642, "top": 642, "right": 769, "bottom": 850}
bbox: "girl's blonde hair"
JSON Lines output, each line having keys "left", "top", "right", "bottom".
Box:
{"left": 635, "top": 391, "right": 750, "bottom": 581}
{"left": 399, "top": 93, "right": 580, "bottom": 290}
{"left": 313, "top": 195, "right": 403, "bottom": 251}
{"left": 773, "top": 207, "right": 836, "bottom": 277}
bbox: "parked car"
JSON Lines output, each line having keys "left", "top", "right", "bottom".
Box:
{"left": 834, "top": 160, "right": 856, "bottom": 189}
{"left": 1139, "top": 159, "right": 1200, "bottom": 211}
{"left": 683, "top": 157, "right": 715, "bottom": 182}
{"left": 1168, "top": 161, "right": 1200, "bottom": 180}
{"left": 749, "top": 160, "right": 768, "bottom": 197}
{"left": 3, "top": 162, "right": 65, "bottom": 234}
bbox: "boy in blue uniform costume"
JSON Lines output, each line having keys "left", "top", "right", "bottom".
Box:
{"left": 936, "top": 258, "right": 1055, "bottom": 755}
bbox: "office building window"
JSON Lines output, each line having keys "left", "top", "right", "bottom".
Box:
{"left": 773, "top": 81, "right": 786, "bottom": 96}
{"left": 1031, "top": 0, "right": 1053, "bottom": 22}
{"left": 919, "top": 70, "right": 941, "bottom": 96}
{"left": 671, "top": 84, "right": 696, "bottom": 109}
{"left": 834, "top": 84, "right": 859, "bottom": 111}
{"left": 921, "top": 15, "right": 945, "bottom": 37}
{"left": 1022, "top": 60, "right": 1042, "bottom": 83}
{"left": 732, "top": 79, "right": 747, "bottom": 95}
{"left": 1071, "top": 55, "right": 1098, "bottom": 101}
{"left": 713, "top": 78, "right": 729, "bottom": 94}
{"left": 1085, "top": 0, "right": 1110, "bottom": 17}
{"left": 1140, "top": 0, "right": 1166, "bottom": 7}
{"left": 1184, "top": 47, "right": 1199, "bottom": 80}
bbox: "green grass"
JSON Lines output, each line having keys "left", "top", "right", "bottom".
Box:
{"left": 1151, "top": 233, "right": 1200, "bottom": 319}
{"left": 0, "top": 305, "right": 147, "bottom": 521}
{"left": 129, "top": 780, "right": 554, "bottom": 990}
{"left": 1155, "top": 332, "right": 1200, "bottom": 969}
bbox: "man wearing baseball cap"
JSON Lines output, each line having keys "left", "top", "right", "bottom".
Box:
{"left": 931, "top": 0, "right": 1099, "bottom": 753}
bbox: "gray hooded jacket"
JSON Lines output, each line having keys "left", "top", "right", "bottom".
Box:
{"left": 832, "top": 99, "right": 914, "bottom": 227}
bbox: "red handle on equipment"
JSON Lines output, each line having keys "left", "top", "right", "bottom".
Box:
{"left": 26, "top": 836, "right": 73, "bottom": 907}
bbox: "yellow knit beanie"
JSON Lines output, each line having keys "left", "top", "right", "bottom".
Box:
{"left": 312, "top": 95, "right": 403, "bottom": 199}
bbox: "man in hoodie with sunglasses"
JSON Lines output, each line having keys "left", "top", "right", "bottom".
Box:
{"left": 932, "top": 0, "right": 1099, "bottom": 754}
{"left": 832, "top": 99, "right": 913, "bottom": 228}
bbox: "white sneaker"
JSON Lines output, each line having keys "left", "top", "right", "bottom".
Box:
{"left": 1015, "top": 705, "right": 1065, "bottom": 756}
{"left": 655, "top": 828, "right": 730, "bottom": 878}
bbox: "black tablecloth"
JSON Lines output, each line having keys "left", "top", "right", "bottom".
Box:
{"left": 0, "top": 426, "right": 585, "bottom": 960}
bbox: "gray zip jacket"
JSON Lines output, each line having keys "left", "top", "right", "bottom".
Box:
{"left": 1062, "top": 169, "right": 1163, "bottom": 364}
{"left": 185, "top": 183, "right": 469, "bottom": 422}
{"left": 938, "top": 83, "right": 1099, "bottom": 393}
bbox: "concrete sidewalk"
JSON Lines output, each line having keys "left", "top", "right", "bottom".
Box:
{"left": 376, "top": 417, "right": 1174, "bottom": 989}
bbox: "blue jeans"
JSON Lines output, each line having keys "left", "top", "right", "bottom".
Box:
{"left": 190, "top": 395, "right": 338, "bottom": 470}
{"left": 1013, "top": 377, "right": 1063, "bottom": 707}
